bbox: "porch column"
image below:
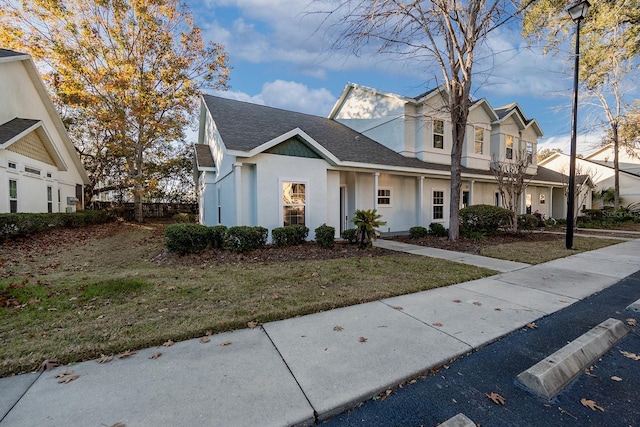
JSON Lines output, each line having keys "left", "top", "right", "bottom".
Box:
{"left": 234, "top": 162, "right": 242, "bottom": 225}
{"left": 373, "top": 172, "right": 379, "bottom": 210}
{"left": 417, "top": 176, "right": 424, "bottom": 226}
{"left": 469, "top": 180, "right": 475, "bottom": 206}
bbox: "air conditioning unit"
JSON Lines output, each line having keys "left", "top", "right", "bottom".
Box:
{"left": 67, "top": 197, "right": 79, "bottom": 205}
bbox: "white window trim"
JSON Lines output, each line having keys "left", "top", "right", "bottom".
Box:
{"left": 24, "top": 164, "right": 41, "bottom": 176}
{"left": 474, "top": 127, "right": 484, "bottom": 155}
{"left": 279, "top": 178, "right": 309, "bottom": 227}
{"left": 9, "top": 178, "right": 18, "bottom": 213}
{"left": 433, "top": 119, "right": 445, "bottom": 150}
{"left": 505, "top": 135, "right": 514, "bottom": 160}
{"left": 432, "top": 189, "right": 445, "bottom": 222}
{"left": 377, "top": 187, "right": 392, "bottom": 207}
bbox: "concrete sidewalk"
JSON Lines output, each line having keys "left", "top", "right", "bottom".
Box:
{"left": 1, "top": 239, "right": 639, "bottom": 427}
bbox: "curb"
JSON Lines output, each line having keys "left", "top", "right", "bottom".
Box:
{"left": 516, "top": 318, "right": 629, "bottom": 399}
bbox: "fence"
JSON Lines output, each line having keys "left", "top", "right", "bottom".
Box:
{"left": 89, "top": 202, "right": 197, "bottom": 220}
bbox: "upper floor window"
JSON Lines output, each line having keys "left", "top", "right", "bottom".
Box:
{"left": 506, "top": 135, "right": 514, "bottom": 159}
{"left": 377, "top": 188, "right": 391, "bottom": 206}
{"left": 433, "top": 119, "right": 444, "bottom": 149}
{"left": 474, "top": 127, "right": 484, "bottom": 154}
{"left": 8, "top": 161, "right": 17, "bottom": 170}
{"left": 25, "top": 166, "right": 40, "bottom": 176}
{"left": 526, "top": 142, "right": 533, "bottom": 164}
{"left": 282, "top": 182, "right": 306, "bottom": 226}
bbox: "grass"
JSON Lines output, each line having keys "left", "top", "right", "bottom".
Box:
{"left": 0, "top": 222, "right": 495, "bottom": 377}
{"left": 479, "top": 236, "right": 624, "bottom": 264}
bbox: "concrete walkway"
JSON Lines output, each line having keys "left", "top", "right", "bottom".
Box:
{"left": 1, "top": 239, "right": 639, "bottom": 427}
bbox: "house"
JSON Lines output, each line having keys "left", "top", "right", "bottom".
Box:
{"left": 195, "top": 83, "right": 567, "bottom": 238}
{"left": 539, "top": 144, "right": 640, "bottom": 209}
{"left": 0, "top": 48, "right": 89, "bottom": 213}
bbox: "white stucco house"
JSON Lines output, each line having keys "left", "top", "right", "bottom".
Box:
{"left": 539, "top": 144, "right": 640, "bottom": 209}
{"left": 0, "top": 48, "right": 89, "bottom": 214}
{"left": 195, "top": 83, "right": 567, "bottom": 238}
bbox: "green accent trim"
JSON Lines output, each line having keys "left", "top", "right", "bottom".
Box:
{"left": 266, "top": 137, "right": 322, "bottom": 159}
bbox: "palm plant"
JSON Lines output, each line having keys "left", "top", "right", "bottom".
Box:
{"left": 351, "top": 209, "right": 386, "bottom": 248}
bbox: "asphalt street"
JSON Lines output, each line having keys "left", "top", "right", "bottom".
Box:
{"left": 327, "top": 270, "right": 640, "bottom": 427}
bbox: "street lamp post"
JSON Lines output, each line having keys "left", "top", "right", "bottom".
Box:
{"left": 566, "top": 0, "right": 590, "bottom": 250}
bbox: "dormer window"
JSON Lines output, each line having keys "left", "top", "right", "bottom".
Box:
{"left": 506, "top": 135, "right": 514, "bottom": 159}
{"left": 526, "top": 142, "right": 533, "bottom": 164}
{"left": 433, "top": 119, "right": 444, "bottom": 149}
{"left": 474, "top": 127, "right": 484, "bottom": 154}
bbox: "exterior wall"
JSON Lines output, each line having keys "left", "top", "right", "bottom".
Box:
{"left": 374, "top": 174, "right": 417, "bottom": 232}
{"left": 462, "top": 106, "right": 491, "bottom": 170}
{"left": 0, "top": 59, "right": 86, "bottom": 213}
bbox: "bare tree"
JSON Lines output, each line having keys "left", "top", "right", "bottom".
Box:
{"left": 560, "top": 164, "right": 600, "bottom": 226}
{"left": 320, "top": 0, "right": 523, "bottom": 240}
{"left": 491, "top": 150, "right": 532, "bottom": 232}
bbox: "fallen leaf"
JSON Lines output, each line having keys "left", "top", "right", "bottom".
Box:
{"left": 167, "top": 286, "right": 176, "bottom": 291}
{"left": 55, "top": 370, "right": 73, "bottom": 378}
{"left": 37, "top": 359, "right": 60, "bottom": 372}
{"left": 581, "top": 398, "right": 604, "bottom": 412}
{"left": 494, "top": 308, "right": 502, "bottom": 311}
{"left": 359, "top": 336, "right": 367, "bottom": 343}
{"left": 58, "top": 375, "right": 79, "bottom": 384}
{"left": 162, "top": 340, "right": 175, "bottom": 347}
{"left": 526, "top": 323, "right": 537, "bottom": 329}
{"left": 97, "top": 354, "right": 113, "bottom": 364}
{"left": 199, "top": 336, "right": 211, "bottom": 344}
{"left": 611, "top": 376, "right": 622, "bottom": 382}
{"left": 110, "top": 423, "right": 126, "bottom": 427}
{"left": 432, "top": 322, "right": 443, "bottom": 327}
{"left": 247, "top": 321, "right": 257, "bottom": 329}
{"left": 393, "top": 306, "right": 403, "bottom": 311}
{"left": 626, "top": 318, "right": 638, "bottom": 327}
{"left": 333, "top": 325, "right": 344, "bottom": 332}
{"left": 486, "top": 392, "right": 505, "bottom": 405}
{"left": 117, "top": 350, "right": 138, "bottom": 359}
{"left": 453, "top": 299, "right": 462, "bottom": 303}
{"left": 158, "top": 308, "right": 169, "bottom": 313}
{"left": 148, "top": 352, "right": 162, "bottom": 360}
{"left": 620, "top": 350, "right": 640, "bottom": 361}
{"left": 220, "top": 340, "right": 232, "bottom": 346}
{"left": 473, "top": 301, "right": 482, "bottom": 306}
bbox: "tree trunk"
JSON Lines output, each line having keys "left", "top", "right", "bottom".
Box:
{"left": 613, "top": 124, "right": 620, "bottom": 210}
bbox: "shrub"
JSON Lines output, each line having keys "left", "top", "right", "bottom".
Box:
{"left": 225, "top": 226, "right": 268, "bottom": 253}
{"left": 172, "top": 213, "right": 196, "bottom": 223}
{"left": 462, "top": 230, "right": 485, "bottom": 241}
{"left": 582, "top": 209, "right": 603, "bottom": 221}
{"left": 517, "top": 214, "right": 539, "bottom": 231}
{"left": 271, "top": 225, "right": 309, "bottom": 247}
{"left": 0, "top": 211, "right": 112, "bottom": 242}
{"left": 459, "top": 204, "right": 512, "bottom": 234}
{"left": 409, "top": 226, "right": 428, "bottom": 239}
{"left": 352, "top": 209, "right": 386, "bottom": 248}
{"left": 341, "top": 228, "right": 357, "bottom": 244}
{"left": 429, "top": 222, "right": 448, "bottom": 237}
{"left": 315, "top": 225, "right": 335, "bottom": 249}
{"left": 207, "top": 225, "right": 228, "bottom": 249}
{"left": 165, "top": 223, "right": 210, "bottom": 255}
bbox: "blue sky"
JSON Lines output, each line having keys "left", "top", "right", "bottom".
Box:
{"left": 190, "top": 0, "right": 614, "bottom": 154}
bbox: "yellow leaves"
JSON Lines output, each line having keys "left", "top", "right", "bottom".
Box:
{"left": 486, "top": 392, "right": 506, "bottom": 405}
{"left": 580, "top": 398, "right": 604, "bottom": 412}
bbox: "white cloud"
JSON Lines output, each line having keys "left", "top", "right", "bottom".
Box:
{"left": 216, "top": 80, "right": 337, "bottom": 116}
{"left": 539, "top": 130, "right": 605, "bottom": 155}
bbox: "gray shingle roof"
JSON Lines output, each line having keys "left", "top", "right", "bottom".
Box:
{"left": 0, "top": 48, "right": 27, "bottom": 58}
{"left": 0, "top": 118, "right": 40, "bottom": 145}
{"left": 202, "top": 95, "right": 564, "bottom": 184}
{"left": 194, "top": 143, "right": 215, "bottom": 169}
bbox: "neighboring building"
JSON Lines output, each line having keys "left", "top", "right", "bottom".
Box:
{"left": 539, "top": 144, "right": 640, "bottom": 209}
{"left": 0, "top": 48, "right": 89, "bottom": 213}
{"left": 195, "top": 83, "right": 567, "bottom": 238}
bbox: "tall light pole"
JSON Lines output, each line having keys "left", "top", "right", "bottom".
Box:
{"left": 566, "top": 0, "right": 590, "bottom": 250}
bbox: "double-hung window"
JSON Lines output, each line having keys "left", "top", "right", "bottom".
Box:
{"left": 474, "top": 127, "right": 484, "bottom": 154}
{"left": 282, "top": 182, "right": 306, "bottom": 226}
{"left": 47, "top": 186, "right": 53, "bottom": 213}
{"left": 433, "top": 119, "right": 444, "bottom": 149}
{"left": 377, "top": 188, "right": 391, "bottom": 206}
{"left": 506, "top": 135, "right": 514, "bottom": 160}
{"left": 433, "top": 190, "right": 444, "bottom": 220}
{"left": 526, "top": 142, "right": 533, "bottom": 164}
{"left": 9, "top": 180, "right": 17, "bottom": 213}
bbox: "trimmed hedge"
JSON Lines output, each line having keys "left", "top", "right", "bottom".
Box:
{"left": 315, "top": 225, "right": 335, "bottom": 249}
{"left": 341, "top": 228, "right": 357, "bottom": 244}
{"left": 207, "top": 225, "right": 228, "bottom": 249}
{"left": 271, "top": 225, "right": 309, "bottom": 247}
{"left": 517, "top": 214, "right": 539, "bottom": 231}
{"left": 459, "top": 204, "right": 512, "bottom": 235}
{"left": 165, "top": 224, "right": 211, "bottom": 255}
{"left": 429, "top": 222, "right": 448, "bottom": 237}
{"left": 0, "top": 211, "right": 112, "bottom": 242}
{"left": 224, "top": 226, "right": 268, "bottom": 253}
{"left": 409, "top": 226, "right": 428, "bottom": 239}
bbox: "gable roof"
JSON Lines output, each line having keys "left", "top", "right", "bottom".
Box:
{"left": 494, "top": 103, "right": 543, "bottom": 137}
{"left": 0, "top": 118, "right": 40, "bottom": 144}
{"left": 0, "top": 49, "right": 90, "bottom": 183}
{"left": 194, "top": 143, "right": 215, "bottom": 169}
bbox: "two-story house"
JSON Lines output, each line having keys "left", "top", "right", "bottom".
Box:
{"left": 195, "top": 83, "right": 567, "bottom": 238}
{"left": 0, "top": 48, "right": 89, "bottom": 213}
